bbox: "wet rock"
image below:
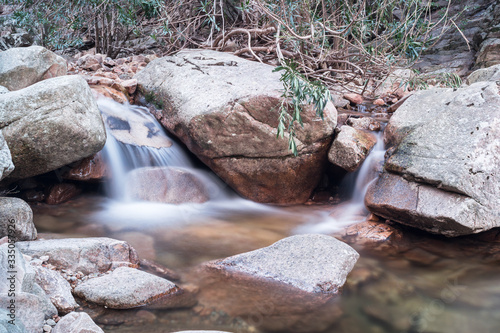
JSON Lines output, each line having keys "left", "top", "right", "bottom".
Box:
{"left": 0, "top": 75, "right": 106, "bottom": 180}
{"left": 63, "top": 153, "right": 108, "bottom": 182}
{"left": 52, "top": 312, "right": 104, "bottom": 333}
{"left": 45, "top": 183, "right": 82, "bottom": 205}
{"left": 475, "top": 38, "right": 500, "bottom": 68}
{"left": 346, "top": 117, "right": 381, "bottom": 131}
{"left": 369, "top": 82, "right": 500, "bottom": 236}
{"left": 135, "top": 49, "right": 336, "bottom": 204}
{"left": 466, "top": 63, "right": 500, "bottom": 84}
{"left": 328, "top": 125, "right": 377, "bottom": 172}
{"left": 0, "top": 130, "right": 14, "bottom": 181}
{"left": 98, "top": 98, "right": 172, "bottom": 148}
{"left": 91, "top": 85, "right": 129, "bottom": 104}
{"left": 344, "top": 93, "right": 364, "bottom": 104}
{"left": 74, "top": 267, "right": 195, "bottom": 309}
{"left": 32, "top": 265, "right": 78, "bottom": 314}
{"left": 0, "top": 46, "right": 67, "bottom": 91}
{"left": 196, "top": 234, "right": 359, "bottom": 332}
{"left": 16, "top": 237, "right": 139, "bottom": 274}
{"left": 115, "top": 232, "right": 156, "bottom": 260}
{"left": 0, "top": 197, "right": 36, "bottom": 241}
{"left": 125, "top": 167, "right": 209, "bottom": 204}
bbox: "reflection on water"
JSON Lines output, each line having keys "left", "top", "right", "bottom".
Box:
{"left": 32, "top": 197, "right": 500, "bottom": 333}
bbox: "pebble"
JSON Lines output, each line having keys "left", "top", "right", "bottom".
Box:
{"left": 43, "top": 324, "right": 52, "bottom": 332}
{"left": 46, "top": 319, "right": 56, "bottom": 326}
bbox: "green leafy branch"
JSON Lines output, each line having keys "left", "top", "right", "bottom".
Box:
{"left": 273, "top": 59, "right": 332, "bottom": 156}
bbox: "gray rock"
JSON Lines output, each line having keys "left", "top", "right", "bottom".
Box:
{"left": 125, "top": 167, "right": 209, "bottom": 204}
{"left": 328, "top": 125, "right": 377, "bottom": 172}
{"left": 0, "top": 130, "right": 14, "bottom": 180}
{"left": 135, "top": 49, "right": 336, "bottom": 204}
{"left": 368, "top": 82, "right": 500, "bottom": 236}
{"left": 0, "top": 243, "right": 35, "bottom": 294}
{"left": 466, "top": 64, "right": 500, "bottom": 84}
{"left": 73, "top": 267, "right": 194, "bottom": 309}
{"left": 0, "top": 309, "right": 26, "bottom": 332}
{"left": 16, "top": 237, "right": 139, "bottom": 274}
{"left": 0, "top": 292, "right": 53, "bottom": 333}
{"left": 32, "top": 265, "right": 78, "bottom": 314}
{"left": 346, "top": 117, "right": 381, "bottom": 131}
{"left": 0, "top": 197, "right": 36, "bottom": 241}
{"left": 476, "top": 38, "right": 500, "bottom": 68}
{"left": 52, "top": 312, "right": 104, "bottom": 333}
{"left": 0, "top": 46, "right": 66, "bottom": 91}
{"left": 197, "top": 234, "right": 358, "bottom": 331}
{"left": 212, "top": 234, "right": 359, "bottom": 294}
{"left": 0, "top": 75, "right": 106, "bottom": 179}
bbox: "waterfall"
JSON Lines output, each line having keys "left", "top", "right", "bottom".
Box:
{"left": 295, "top": 131, "right": 386, "bottom": 234}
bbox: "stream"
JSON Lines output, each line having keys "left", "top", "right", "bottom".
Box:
{"left": 30, "top": 99, "right": 500, "bottom": 333}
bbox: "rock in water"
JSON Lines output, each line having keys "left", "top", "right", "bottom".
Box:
{"left": 0, "top": 46, "right": 67, "bottom": 91}
{"left": 73, "top": 267, "right": 195, "bottom": 309}
{"left": 0, "top": 130, "right": 14, "bottom": 181}
{"left": 125, "top": 167, "right": 209, "bottom": 204}
{"left": 135, "top": 50, "right": 337, "bottom": 204}
{"left": 328, "top": 125, "right": 377, "bottom": 172}
{"left": 0, "top": 75, "right": 106, "bottom": 180}
{"left": 0, "top": 197, "right": 36, "bottom": 241}
{"left": 366, "top": 81, "right": 500, "bottom": 236}
{"left": 16, "top": 237, "right": 139, "bottom": 274}
{"left": 196, "top": 234, "right": 359, "bottom": 332}
{"left": 52, "top": 312, "right": 104, "bottom": 333}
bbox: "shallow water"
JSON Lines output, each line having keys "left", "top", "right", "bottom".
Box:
{"left": 31, "top": 197, "right": 500, "bottom": 333}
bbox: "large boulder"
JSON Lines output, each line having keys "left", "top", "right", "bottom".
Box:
{"left": 196, "top": 234, "right": 359, "bottom": 331}
{"left": 0, "top": 197, "right": 36, "bottom": 241}
{"left": 0, "top": 46, "right": 67, "bottom": 91}
{"left": 0, "top": 75, "right": 106, "bottom": 180}
{"left": 0, "top": 130, "right": 14, "bottom": 181}
{"left": 135, "top": 50, "right": 336, "bottom": 204}
{"left": 366, "top": 81, "right": 500, "bottom": 236}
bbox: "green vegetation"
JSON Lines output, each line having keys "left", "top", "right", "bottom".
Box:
{"left": 1, "top": 0, "right": 461, "bottom": 154}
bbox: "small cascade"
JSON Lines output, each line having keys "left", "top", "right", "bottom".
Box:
{"left": 295, "top": 131, "right": 386, "bottom": 234}
{"left": 93, "top": 97, "right": 281, "bottom": 227}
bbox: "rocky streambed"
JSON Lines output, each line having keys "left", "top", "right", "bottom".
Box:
{"left": 1, "top": 43, "right": 500, "bottom": 333}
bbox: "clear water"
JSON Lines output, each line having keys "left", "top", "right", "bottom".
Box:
{"left": 30, "top": 99, "right": 500, "bottom": 333}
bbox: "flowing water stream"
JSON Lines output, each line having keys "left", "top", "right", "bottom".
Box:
{"left": 31, "top": 99, "right": 500, "bottom": 333}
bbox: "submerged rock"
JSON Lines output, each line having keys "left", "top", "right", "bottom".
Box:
{"left": 0, "top": 46, "right": 67, "bottom": 91}
{"left": 196, "top": 234, "right": 359, "bottom": 332}
{"left": 0, "top": 197, "right": 36, "bottom": 241}
{"left": 0, "top": 75, "right": 106, "bottom": 180}
{"left": 0, "top": 130, "right": 14, "bottom": 181}
{"left": 135, "top": 49, "right": 336, "bottom": 204}
{"left": 328, "top": 125, "right": 377, "bottom": 172}
{"left": 52, "top": 312, "right": 104, "bottom": 333}
{"left": 16, "top": 237, "right": 139, "bottom": 274}
{"left": 367, "top": 81, "right": 500, "bottom": 236}
{"left": 125, "top": 167, "right": 210, "bottom": 204}
{"left": 74, "top": 267, "right": 195, "bottom": 309}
